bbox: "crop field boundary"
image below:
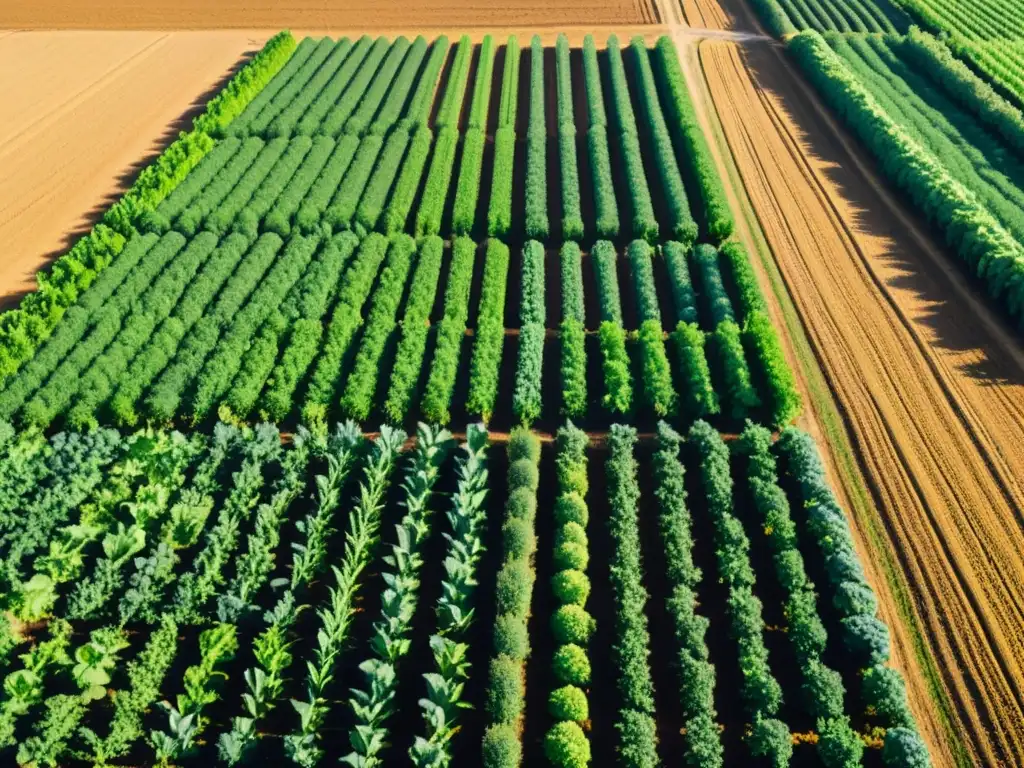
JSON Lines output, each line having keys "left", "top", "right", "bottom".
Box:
{"left": 673, "top": 25, "right": 970, "bottom": 768}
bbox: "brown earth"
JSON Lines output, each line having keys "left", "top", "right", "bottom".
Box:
{"left": 700, "top": 36, "right": 1024, "bottom": 768}
{"left": 0, "top": 0, "right": 658, "bottom": 30}
{"left": 0, "top": 30, "right": 267, "bottom": 305}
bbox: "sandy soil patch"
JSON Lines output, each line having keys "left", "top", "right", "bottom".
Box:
{"left": 0, "top": 0, "right": 658, "bottom": 30}
{"left": 702, "top": 38, "right": 1024, "bottom": 767}
{"left": 0, "top": 30, "right": 266, "bottom": 305}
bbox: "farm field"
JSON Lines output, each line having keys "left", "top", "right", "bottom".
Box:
{"left": 693, "top": 0, "right": 1024, "bottom": 764}
{"left": 0, "top": 30, "right": 262, "bottom": 306}
{"left": 0, "top": 0, "right": 659, "bottom": 30}
{"left": 0, "top": 18, "right": 938, "bottom": 768}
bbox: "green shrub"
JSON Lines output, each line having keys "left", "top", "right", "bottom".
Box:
{"left": 508, "top": 458, "right": 540, "bottom": 492}
{"left": 882, "top": 727, "right": 930, "bottom": 768}
{"left": 552, "top": 569, "right": 591, "bottom": 606}
{"left": 671, "top": 321, "right": 719, "bottom": 419}
{"left": 548, "top": 685, "right": 589, "bottom": 722}
{"left": 496, "top": 561, "right": 534, "bottom": 616}
{"left": 502, "top": 517, "right": 536, "bottom": 560}
{"left": 493, "top": 614, "right": 530, "bottom": 661}
{"left": 482, "top": 723, "right": 521, "bottom": 768}
{"left": 555, "top": 522, "right": 587, "bottom": 548}
{"left": 506, "top": 487, "right": 538, "bottom": 524}
{"left": 486, "top": 654, "right": 525, "bottom": 723}
{"left": 599, "top": 321, "right": 633, "bottom": 414}
{"left": 552, "top": 604, "right": 596, "bottom": 645}
{"left": 555, "top": 493, "right": 589, "bottom": 527}
{"left": 544, "top": 721, "right": 591, "bottom": 768}
{"left": 816, "top": 716, "right": 864, "bottom": 768}
{"left": 553, "top": 644, "right": 591, "bottom": 686}
{"left": 554, "top": 542, "right": 589, "bottom": 572}
{"left": 509, "top": 427, "right": 542, "bottom": 464}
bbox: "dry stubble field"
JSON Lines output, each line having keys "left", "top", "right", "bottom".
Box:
{"left": 5, "top": 0, "right": 1024, "bottom": 765}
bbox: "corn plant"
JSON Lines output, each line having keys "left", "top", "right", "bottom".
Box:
{"left": 410, "top": 423, "right": 489, "bottom": 766}
{"left": 284, "top": 425, "right": 406, "bottom": 767}
{"left": 341, "top": 424, "right": 454, "bottom": 766}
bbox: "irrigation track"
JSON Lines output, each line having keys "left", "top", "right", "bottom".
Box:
{"left": 696, "top": 34, "right": 1024, "bottom": 768}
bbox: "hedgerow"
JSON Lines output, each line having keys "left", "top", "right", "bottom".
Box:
{"left": 436, "top": 34, "right": 474, "bottom": 129}
{"left": 354, "top": 128, "right": 411, "bottom": 232}
{"left": 292, "top": 35, "right": 373, "bottom": 135}
{"left": 267, "top": 38, "right": 355, "bottom": 138}
{"left": 606, "top": 425, "right": 659, "bottom": 766}
{"left": 226, "top": 33, "right": 312, "bottom": 138}
{"left": 652, "top": 37, "right": 734, "bottom": 242}
{"left": 690, "top": 244, "right": 734, "bottom": 326}
{"left": 514, "top": 324, "right": 545, "bottom": 425}
{"left": 627, "top": 239, "right": 662, "bottom": 325}
{"left": 489, "top": 36, "right": 520, "bottom": 237}
{"left": 188, "top": 234, "right": 321, "bottom": 422}
{"left": 652, "top": 423, "right": 723, "bottom": 767}
{"left": 343, "top": 37, "right": 415, "bottom": 136}
{"left": 592, "top": 240, "right": 624, "bottom": 325}
{"left": 560, "top": 242, "right": 586, "bottom": 325}
{"left": 225, "top": 233, "right": 358, "bottom": 419}
{"left": 776, "top": 428, "right": 900, "bottom": 674}
{"left": 245, "top": 37, "right": 335, "bottom": 138}
{"left": 21, "top": 233, "right": 189, "bottom": 428}
{"left": 561, "top": 319, "right": 587, "bottom": 418}
{"left": 606, "top": 36, "right": 659, "bottom": 241}
{"left": 203, "top": 137, "right": 289, "bottom": 236}
{"left": 301, "top": 233, "right": 390, "bottom": 426}
{"left": 556, "top": 38, "right": 583, "bottom": 240}
{"left": 521, "top": 240, "right": 547, "bottom": 327}
{"left": 323, "top": 135, "right": 385, "bottom": 231}
{"left": 174, "top": 137, "right": 266, "bottom": 236}
{"left": 670, "top": 322, "right": 719, "bottom": 420}
{"left": 365, "top": 35, "right": 429, "bottom": 135}
{"left": 789, "top": 30, "right": 1024, "bottom": 329}
{"left": 262, "top": 135, "right": 334, "bottom": 235}
{"left": 415, "top": 127, "right": 459, "bottom": 236}
{"left": 743, "top": 311, "right": 801, "bottom": 427}
{"left": 421, "top": 237, "right": 476, "bottom": 424}
{"left": 662, "top": 241, "right": 699, "bottom": 325}
{"left": 630, "top": 38, "right": 697, "bottom": 245}
{"left": 638, "top": 320, "right": 677, "bottom": 417}
{"left": 688, "top": 420, "right": 790, "bottom": 764}
{"left": 710, "top": 320, "right": 760, "bottom": 420}
{"left": 526, "top": 36, "right": 550, "bottom": 241}
{"left": 294, "top": 134, "right": 360, "bottom": 232}
{"left": 467, "top": 239, "right": 511, "bottom": 421}
{"left": 384, "top": 236, "right": 445, "bottom": 423}
{"left": 468, "top": 35, "right": 497, "bottom": 130}
{"left": 383, "top": 126, "right": 432, "bottom": 234}
{"left": 452, "top": 36, "right": 496, "bottom": 235}
{"left": 141, "top": 233, "right": 284, "bottom": 422}
{"left": 317, "top": 37, "right": 392, "bottom": 137}
{"left": 600, "top": 322, "right": 633, "bottom": 415}
{"left": 231, "top": 136, "right": 312, "bottom": 239}
{"left": 483, "top": 429, "right": 541, "bottom": 768}
{"left": 340, "top": 235, "right": 417, "bottom": 420}
{"left": 583, "top": 36, "right": 620, "bottom": 239}
{"left": 718, "top": 241, "right": 767, "bottom": 320}
{"left": 545, "top": 423, "right": 592, "bottom": 765}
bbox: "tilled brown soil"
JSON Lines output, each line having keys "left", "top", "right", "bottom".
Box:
{"left": 0, "top": 0, "right": 658, "bottom": 29}
{"left": 702, "top": 38, "right": 1024, "bottom": 768}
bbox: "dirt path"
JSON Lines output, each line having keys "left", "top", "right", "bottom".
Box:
{"left": 700, "top": 37, "right": 1024, "bottom": 767}
{"left": 0, "top": 30, "right": 265, "bottom": 306}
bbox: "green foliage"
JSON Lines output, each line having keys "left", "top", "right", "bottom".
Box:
{"left": 653, "top": 37, "right": 735, "bottom": 241}
{"left": 453, "top": 129, "right": 487, "bottom": 234}
{"left": 436, "top": 35, "right": 474, "bottom": 129}
{"left": 637, "top": 320, "right": 677, "bottom": 417}
{"left": 553, "top": 569, "right": 591, "bottom": 606}
{"left": 350, "top": 36, "right": 424, "bottom": 136}
{"left": 670, "top": 322, "right": 719, "bottom": 420}
{"left": 790, "top": 30, "right": 1024, "bottom": 328}
{"left": 545, "top": 721, "right": 591, "bottom": 767}
{"left": 383, "top": 125, "right": 432, "bottom": 235}
{"left": 316, "top": 37, "right": 392, "bottom": 136}
{"left": 292, "top": 35, "right": 374, "bottom": 136}
{"left": 384, "top": 236, "right": 445, "bottom": 423}
{"left": 467, "top": 240, "right": 511, "bottom": 420}
{"left": 692, "top": 244, "right": 734, "bottom": 326}
{"left": 498, "top": 36, "right": 521, "bottom": 129}
{"left": 354, "top": 127, "right": 411, "bottom": 232}
{"left": 402, "top": 37, "right": 452, "bottom": 130}
{"left": 483, "top": 724, "right": 521, "bottom": 768}
{"left": 552, "top": 604, "right": 597, "bottom": 645}
{"left": 293, "top": 134, "right": 360, "bottom": 232}
{"left": 488, "top": 127, "right": 517, "bottom": 237}
{"left": 267, "top": 38, "right": 356, "bottom": 138}
{"left": 549, "top": 685, "right": 589, "bottom": 721}
{"left": 710, "top": 320, "right": 760, "bottom": 420}
{"left": 526, "top": 36, "right": 550, "bottom": 240}
{"left": 415, "top": 126, "right": 459, "bottom": 237}
{"left": 468, "top": 36, "right": 497, "bottom": 130}
{"left": 494, "top": 615, "right": 530, "bottom": 659}
{"left": 599, "top": 322, "right": 633, "bottom": 414}
{"left": 323, "top": 135, "right": 384, "bottom": 231}
{"left": 420, "top": 237, "right": 475, "bottom": 423}
{"left": 555, "top": 492, "right": 589, "bottom": 527}
{"left": 630, "top": 37, "right": 697, "bottom": 244}
{"left": 560, "top": 320, "right": 588, "bottom": 418}
{"left": 662, "top": 241, "right": 698, "bottom": 325}
{"left": 882, "top": 727, "right": 931, "bottom": 767}
{"left": 748, "top": 715, "right": 793, "bottom": 767}
{"left": 513, "top": 323, "right": 545, "bottom": 425}
{"left": 628, "top": 240, "right": 662, "bottom": 324}
{"left": 553, "top": 644, "right": 591, "bottom": 686}
{"left": 593, "top": 240, "right": 624, "bottom": 325}
{"left": 743, "top": 310, "right": 802, "bottom": 427}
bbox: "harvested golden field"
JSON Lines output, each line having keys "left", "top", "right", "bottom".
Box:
{"left": 0, "top": 30, "right": 263, "bottom": 305}
{"left": 0, "top": 0, "right": 658, "bottom": 29}
{"left": 701, "top": 37, "right": 1024, "bottom": 768}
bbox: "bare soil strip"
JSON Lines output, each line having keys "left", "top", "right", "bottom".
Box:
{"left": 0, "top": 30, "right": 265, "bottom": 305}
{"left": 0, "top": 0, "right": 656, "bottom": 29}
{"left": 702, "top": 38, "right": 1024, "bottom": 768}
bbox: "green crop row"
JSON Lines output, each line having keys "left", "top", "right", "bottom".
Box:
{"left": 467, "top": 240, "right": 511, "bottom": 421}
